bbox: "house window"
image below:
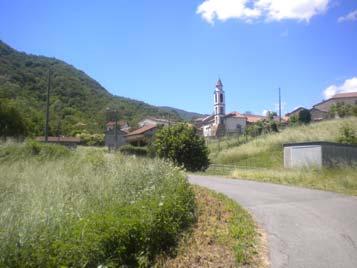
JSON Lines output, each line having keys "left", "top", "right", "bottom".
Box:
{"left": 220, "top": 93, "right": 224, "bottom": 103}
{"left": 236, "top": 124, "right": 241, "bottom": 133}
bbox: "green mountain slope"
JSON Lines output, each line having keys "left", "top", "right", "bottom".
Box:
{"left": 0, "top": 40, "right": 180, "bottom": 136}
{"left": 158, "top": 106, "right": 206, "bottom": 121}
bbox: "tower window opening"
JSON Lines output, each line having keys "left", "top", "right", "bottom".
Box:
{"left": 220, "top": 93, "right": 223, "bottom": 103}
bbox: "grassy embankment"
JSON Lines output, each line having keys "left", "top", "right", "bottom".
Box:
{"left": 159, "top": 186, "right": 267, "bottom": 268}
{"left": 0, "top": 141, "right": 195, "bottom": 267}
{"left": 206, "top": 118, "right": 357, "bottom": 195}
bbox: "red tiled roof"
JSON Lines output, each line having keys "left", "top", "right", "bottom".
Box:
{"left": 285, "top": 107, "right": 306, "bottom": 117}
{"left": 314, "top": 91, "right": 357, "bottom": 108}
{"left": 35, "top": 136, "right": 80, "bottom": 143}
{"left": 126, "top": 124, "right": 157, "bottom": 136}
{"left": 224, "top": 112, "right": 246, "bottom": 119}
{"left": 244, "top": 114, "right": 266, "bottom": 123}
{"left": 332, "top": 92, "right": 357, "bottom": 99}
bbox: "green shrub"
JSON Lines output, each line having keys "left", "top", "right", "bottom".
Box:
{"left": 0, "top": 140, "right": 70, "bottom": 162}
{"left": 119, "top": 144, "right": 148, "bottom": 156}
{"left": 77, "top": 132, "right": 105, "bottom": 146}
{"left": 0, "top": 147, "right": 195, "bottom": 267}
{"left": 152, "top": 123, "right": 209, "bottom": 172}
{"left": 338, "top": 123, "right": 357, "bottom": 144}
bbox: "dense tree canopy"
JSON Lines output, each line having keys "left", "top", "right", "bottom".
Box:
{"left": 152, "top": 124, "right": 209, "bottom": 172}
{"left": 0, "top": 101, "right": 28, "bottom": 139}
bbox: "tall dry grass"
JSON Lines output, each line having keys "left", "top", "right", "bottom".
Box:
{"left": 0, "top": 143, "right": 195, "bottom": 267}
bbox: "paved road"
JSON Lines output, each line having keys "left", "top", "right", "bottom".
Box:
{"left": 188, "top": 175, "right": 357, "bottom": 268}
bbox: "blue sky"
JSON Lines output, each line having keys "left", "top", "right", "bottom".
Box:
{"left": 1, "top": 0, "right": 357, "bottom": 115}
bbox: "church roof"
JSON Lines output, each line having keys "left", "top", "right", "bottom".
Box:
{"left": 224, "top": 112, "right": 246, "bottom": 119}
{"left": 216, "top": 79, "right": 223, "bottom": 87}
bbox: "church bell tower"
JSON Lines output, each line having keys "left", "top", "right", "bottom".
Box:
{"left": 214, "top": 79, "right": 225, "bottom": 125}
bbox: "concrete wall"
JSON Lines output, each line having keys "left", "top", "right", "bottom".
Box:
{"left": 224, "top": 117, "right": 246, "bottom": 134}
{"left": 284, "top": 145, "right": 322, "bottom": 168}
{"left": 322, "top": 143, "right": 357, "bottom": 166}
{"left": 284, "top": 142, "right": 357, "bottom": 168}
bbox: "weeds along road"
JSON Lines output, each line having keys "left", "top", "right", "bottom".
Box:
{"left": 188, "top": 175, "right": 357, "bottom": 268}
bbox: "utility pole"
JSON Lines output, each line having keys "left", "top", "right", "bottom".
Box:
{"left": 114, "top": 109, "right": 118, "bottom": 150}
{"left": 279, "top": 87, "right": 282, "bottom": 123}
{"left": 45, "top": 69, "right": 51, "bottom": 142}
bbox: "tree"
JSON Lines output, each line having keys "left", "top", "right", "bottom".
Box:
{"left": 0, "top": 102, "right": 28, "bottom": 139}
{"left": 298, "top": 109, "right": 311, "bottom": 124}
{"left": 152, "top": 123, "right": 209, "bottom": 172}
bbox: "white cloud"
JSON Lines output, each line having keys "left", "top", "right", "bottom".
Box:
{"left": 262, "top": 109, "right": 269, "bottom": 116}
{"left": 197, "top": 0, "right": 329, "bottom": 23}
{"left": 338, "top": 10, "right": 357, "bottom": 23}
{"left": 323, "top": 77, "right": 357, "bottom": 99}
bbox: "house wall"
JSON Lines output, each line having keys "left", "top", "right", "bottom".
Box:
{"left": 314, "top": 97, "right": 357, "bottom": 112}
{"left": 224, "top": 117, "right": 246, "bottom": 134}
{"left": 310, "top": 109, "right": 329, "bottom": 121}
{"left": 203, "top": 125, "right": 212, "bottom": 137}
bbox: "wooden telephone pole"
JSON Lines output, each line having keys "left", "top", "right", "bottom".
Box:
{"left": 279, "top": 87, "right": 282, "bottom": 123}
{"left": 45, "top": 69, "right": 51, "bottom": 142}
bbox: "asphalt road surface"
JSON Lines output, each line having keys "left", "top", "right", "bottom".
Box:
{"left": 188, "top": 175, "right": 357, "bottom": 268}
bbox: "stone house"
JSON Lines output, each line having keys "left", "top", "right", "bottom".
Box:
{"left": 125, "top": 124, "right": 157, "bottom": 146}
{"left": 311, "top": 92, "right": 357, "bottom": 121}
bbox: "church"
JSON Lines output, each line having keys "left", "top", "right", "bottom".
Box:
{"left": 199, "top": 79, "right": 247, "bottom": 138}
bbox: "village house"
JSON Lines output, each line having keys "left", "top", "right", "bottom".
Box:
{"left": 125, "top": 124, "right": 157, "bottom": 146}
{"left": 311, "top": 92, "right": 357, "bottom": 121}
{"left": 285, "top": 107, "right": 307, "bottom": 118}
{"left": 285, "top": 92, "right": 357, "bottom": 122}
{"left": 138, "top": 117, "right": 172, "bottom": 127}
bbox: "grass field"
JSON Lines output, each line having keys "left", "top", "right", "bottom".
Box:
{"left": 205, "top": 118, "right": 357, "bottom": 195}
{"left": 0, "top": 141, "right": 195, "bottom": 267}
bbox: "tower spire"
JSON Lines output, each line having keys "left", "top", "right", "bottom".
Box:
{"left": 214, "top": 78, "right": 225, "bottom": 125}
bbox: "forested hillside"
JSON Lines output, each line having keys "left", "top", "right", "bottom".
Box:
{"left": 0, "top": 40, "right": 180, "bottom": 136}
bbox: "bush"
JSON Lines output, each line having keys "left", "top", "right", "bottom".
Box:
{"left": 152, "top": 123, "right": 209, "bottom": 172}
{"left": 338, "top": 123, "right": 357, "bottom": 144}
{"left": 298, "top": 109, "right": 311, "bottom": 124}
{"left": 0, "top": 101, "right": 29, "bottom": 139}
{"left": 119, "top": 144, "right": 148, "bottom": 156}
{"left": 0, "top": 148, "right": 195, "bottom": 267}
{"left": 0, "top": 140, "right": 70, "bottom": 162}
{"left": 77, "top": 133, "right": 104, "bottom": 146}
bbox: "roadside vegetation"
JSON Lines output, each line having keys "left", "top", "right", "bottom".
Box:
{"left": 159, "top": 186, "right": 267, "bottom": 268}
{"left": 205, "top": 118, "right": 357, "bottom": 195}
{"left": 210, "top": 118, "right": 357, "bottom": 166}
{"left": 0, "top": 141, "right": 195, "bottom": 267}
